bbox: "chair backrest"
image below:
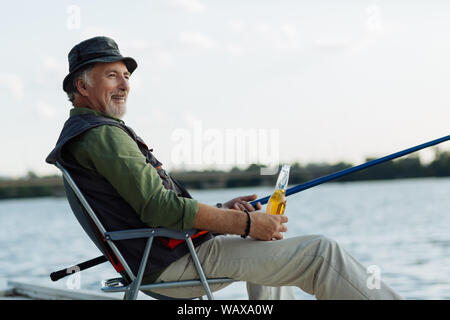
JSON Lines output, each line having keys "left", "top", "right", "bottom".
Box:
{"left": 63, "top": 177, "right": 106, "bottom": 256}
{"left": 57, "top": 162, "right": 133, "bottom": 282}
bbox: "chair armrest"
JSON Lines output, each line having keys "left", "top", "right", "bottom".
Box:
{"left": 105, "top": 228, "right": 198, "bottom": 241}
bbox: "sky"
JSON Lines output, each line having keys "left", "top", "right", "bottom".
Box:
{"left": 0, "top": 0, "right": 449, "bottom": 177}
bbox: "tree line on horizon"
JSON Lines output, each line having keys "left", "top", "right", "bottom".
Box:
{"left": 0, "top": 149, "right": 448, "bottom": 200}
{"left": 179, "top": 149, "right": 450, "bottom": 182}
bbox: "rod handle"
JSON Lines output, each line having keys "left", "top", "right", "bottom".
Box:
{"left": 50, "top": 256, "right": 107, "bottom": 282}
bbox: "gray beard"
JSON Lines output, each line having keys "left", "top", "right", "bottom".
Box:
{"left": 105, "top": 102, "right": 126, "bottom": 119}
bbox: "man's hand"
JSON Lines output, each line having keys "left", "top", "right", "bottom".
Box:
{"left": 249, "top": 212, "right": 288, "bottom": 241}
{"left": 223, "top": 194, "right": 262, "bottom": 212}
{"left": 194, "top": 194, "right": 288, "bottom": 242}
{"left": 222, "top": 194, "right": 288, "bottom": 241}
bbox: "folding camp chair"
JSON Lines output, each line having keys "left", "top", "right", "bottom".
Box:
{"left": 52, "top": 161, "right": 235, "bottom": 300}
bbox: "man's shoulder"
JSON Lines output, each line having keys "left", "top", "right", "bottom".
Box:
{"left": 65, "top": 111, "right": 129, "bottom": 138}
{"left": 47, "top": 112, "right": 134, "bottom": 165}
{"left": 68, "top": 112, "right": 122, "bottom": 128}
{"left": 64, "top": 121, "right": 142, "bottom": 167}
{"left": 70, "top": 120, "right": 134, "bottom": 147}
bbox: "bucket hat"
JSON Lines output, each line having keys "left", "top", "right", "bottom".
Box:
{"left": 63, "top": 36, "right": 137, "bottom": 92}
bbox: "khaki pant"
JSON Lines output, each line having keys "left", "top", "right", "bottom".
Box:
{"left": 151, "top": 234, "right": 403, "bottom": 300}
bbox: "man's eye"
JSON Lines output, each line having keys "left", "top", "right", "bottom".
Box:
{"left": 108, "top": 74, "right": 116, "bottom": 78}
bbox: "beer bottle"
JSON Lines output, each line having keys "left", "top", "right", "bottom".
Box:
{"left": 266, "top": 164, "right": 290, "bottom": 215}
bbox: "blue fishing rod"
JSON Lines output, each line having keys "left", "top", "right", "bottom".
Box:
{"left": 250, "top": 134, "right": 450, "bottom": 208}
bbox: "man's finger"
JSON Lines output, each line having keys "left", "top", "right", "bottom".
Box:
{"left": 240, "top": 201, "right": 257, "bottom": 212}
{"left": 272, "top": 232, "right": 284, "bottom": 241}
{"left": 239, "top": 194, "right": 258, "bottom": 201}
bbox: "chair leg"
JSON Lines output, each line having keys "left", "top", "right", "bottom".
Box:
{"left": 124, "top": 237, "right": 154, "bottom": 300}
{"left": 123, "top": 286, "right": 135, "bottom": 300}
{"left": 186, "top": 238, "right": 214, "bottom": 300}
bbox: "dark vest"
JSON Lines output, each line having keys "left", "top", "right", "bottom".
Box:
{"left": 46, "top": 113, "right": 212, "bottom": 279}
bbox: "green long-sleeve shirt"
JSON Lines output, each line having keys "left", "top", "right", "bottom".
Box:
{"left": 64, "top": 107, "right": 199, "bottom": 231}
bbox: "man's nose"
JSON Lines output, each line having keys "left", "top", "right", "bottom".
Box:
{"left": 118, "top": 75, "right": 130, "bottom": 92}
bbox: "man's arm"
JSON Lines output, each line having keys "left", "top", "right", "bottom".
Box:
{"left": 193, "top": 203, "right": 288, "bottom": 241}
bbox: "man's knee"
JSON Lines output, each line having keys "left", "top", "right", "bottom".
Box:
{"left": 318, "top": 235, "right": 338, "bottom": 247}
{"left": 306, "top": 235, "right": 340, "bottom": 258}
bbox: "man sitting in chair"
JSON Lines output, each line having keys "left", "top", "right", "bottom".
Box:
{"left": 47, "top": 36, "right": 402, "bottom": 300}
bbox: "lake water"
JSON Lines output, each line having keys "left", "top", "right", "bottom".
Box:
{"left": 1, "top": 177, "right": 449, "bottom": 300}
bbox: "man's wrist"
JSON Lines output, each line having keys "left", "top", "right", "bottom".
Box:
{"left": 241, "top": 209, "right": 251, "bottom": 239}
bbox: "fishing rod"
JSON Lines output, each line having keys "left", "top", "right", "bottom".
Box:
{"left": 250, "top": 134, "right": 450, "bottom": 208}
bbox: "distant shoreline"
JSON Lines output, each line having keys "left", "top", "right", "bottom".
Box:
{"left": 0, "top": 151, "right": 448, "bottom": 200}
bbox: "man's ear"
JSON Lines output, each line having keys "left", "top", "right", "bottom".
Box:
{"left": 75, "top": 78, "right": 89, "bottom": 97}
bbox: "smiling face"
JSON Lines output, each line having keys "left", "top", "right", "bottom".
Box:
{"left": 75, "top": 61, "right": 131, "bottom": 119}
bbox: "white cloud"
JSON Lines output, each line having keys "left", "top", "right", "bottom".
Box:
{"left": 42, "top": 55, "right": 67, "bottom": 77}
{"left": 226, "top": 21, "right": 303, "bottom": 52}
{"left": 0, "top": 73, "right": 24, "bottom": 101}
{"left": 313, "top": 36, "right": 356, "bottom": 51}
{"left": 179, "top": 31, "right": 215, "bottom": 49}
{"left": 146, "top": 46, "right": 175, "bottom": 68}
{"left": 281, "top": 23, "right": 298, "bottom": 39}
{"left": 36, "top": 101, "right": 57, "bottom": 119}
{"left": 121, "top": 39, "right": 151, "bottom": 51}
{"left": 254, "top": 23, "right": 274, "bottom": 35}
{"left": 129, "top": 74, "right": 143, "bottom": 92}
{"left": 227, "top": 43, "right": 244, "bottom": 56}
{"left": 166, "top": 0, "right": 206, "bottom": 13}
{"left": 81, "top": 26, "right": 120, "bottom": 40}
{"left": 311, "top": 30, "right": 386, "bottom": 56}
{"left": 155, "top": 50, "right": 175, "bottom": 67}
{"left": 43, "top": 55, "right": 64, "bottom": 72}
{"left": 228, "top": 20, "right": 245, "bottom": 32}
